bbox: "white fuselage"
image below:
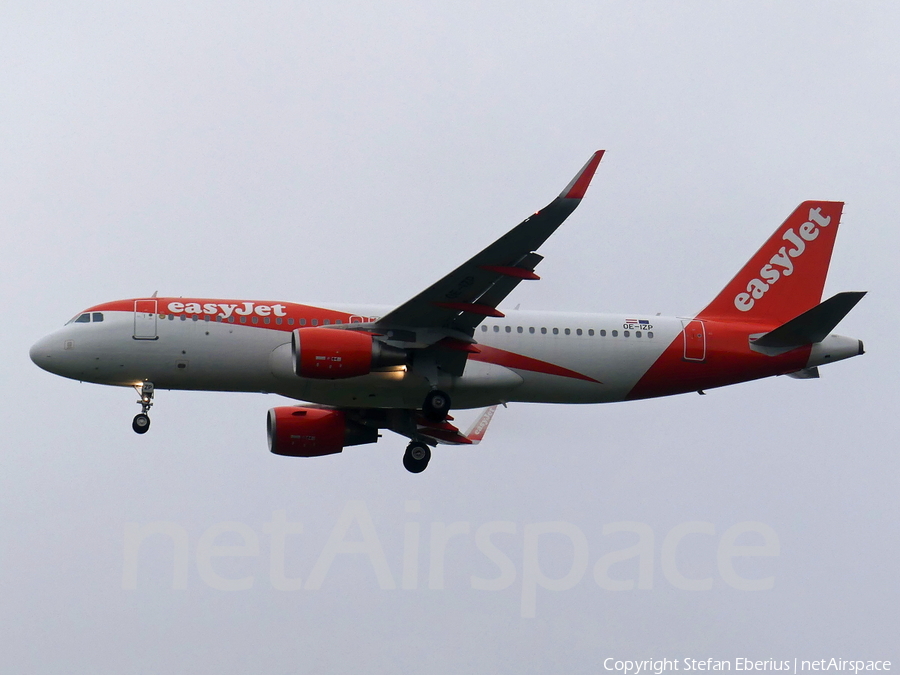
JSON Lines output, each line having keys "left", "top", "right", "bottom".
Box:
{"left": 30, "top": 298, "right": 862, "bottom": 411}
{"left": 30, "top": 303, "right": 682, "bottom": 409}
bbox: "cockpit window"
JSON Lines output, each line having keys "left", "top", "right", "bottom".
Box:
{"left": 66, "top": 312, "right": 103, "bottom": 325}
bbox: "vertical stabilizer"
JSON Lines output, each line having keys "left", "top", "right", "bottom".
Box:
{"left": 698, "top": 201, "right": 843, "bottom": 325}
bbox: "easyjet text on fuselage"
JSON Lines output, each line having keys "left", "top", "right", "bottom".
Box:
{"left": 166, "top": 301, "right": 288, "bottom": 319}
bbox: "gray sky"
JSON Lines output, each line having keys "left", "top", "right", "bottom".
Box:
{"left": 2, "top": 2, "right": 898, "bottom": 672}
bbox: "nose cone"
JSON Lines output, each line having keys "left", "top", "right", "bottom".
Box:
{"left": 30, "top": 333, "right": 60, "bottom": 373}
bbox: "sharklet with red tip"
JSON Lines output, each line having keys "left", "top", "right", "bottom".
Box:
{"left": 559, "top": 150, "right": 605, "bottom": 200}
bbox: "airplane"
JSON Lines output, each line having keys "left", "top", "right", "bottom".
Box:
{"left": 29, "top": 151, "right": 866, "bottom": 472}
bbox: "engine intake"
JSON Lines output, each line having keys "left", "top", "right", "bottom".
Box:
{"left": 291, "top": 327, "right": 406, "bottom": 379}
{"left": 267, "top": 406, "right": 378, "bottom": 457}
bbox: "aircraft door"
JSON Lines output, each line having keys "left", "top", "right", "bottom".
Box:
{"left": 681, "top": 319, "right": 706, "bottom": 362}
{"left": 134, "top": 300, "right": 159, "bottom": 340}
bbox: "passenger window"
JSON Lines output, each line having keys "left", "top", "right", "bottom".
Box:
{"left": 576, "top": 329, "right": 582, "bottom": 336}
{"left": 264, "top": 317, "right": 270, "bottom": 324}
{"left": 336, "top": 320, "right": 343, "bottom": 325}
{"left": 251, "top": 317, "right": 258, "bottom": 324}
{"left": 517, "top": 326, "right": 523, "bottom": 333}
{"left": 564, "top": 328, "right": 570, "bottom": 335}
{"left": 288, "top": 318, "right": 295, "bottom": 326}
{"left": 599, "top": 329, "right": 605, "bottom": 336}
{"left": 493, "top": 325, "right": 499, "bottom": 332}
{"left": 552, "top": 328, "right": 559, "bottom": 335}
{"left": 276, "top": 318, "right": 283, "bottom": 325}
{"left": 648, "top": 331, "right": 654, "bottom": 338}
{"left": 92, "top": 312, "right": 104, "bottom": 322}
{"left": 529, "top": 327, "right": 535, "bottom": 334}
{"left": 541, "top": 327, "right": 547, "bottom": 334}
{"left": 323, "top": 319, "right": 330, "bottom": 325}
{"left": 505, "top": 326, "right": 511, "bottom": 333}
{"left": 299, "top": 319, "right": 306, "bottom": 326}
{"left": 635, "top": 331, "right": 641, "bottom": 338}
{"left": 481, "top": 325, "right": 487, "bottom": 332}
{"left": 240, "top": 317, "right": 247, "bottom": 324}
{"left": 312, "top": 319, "right": 318, "bottom": 326}
{"left": 75, "top": 313, "right": 90, "bottom": 323}
{"left": 623, "top": 330, "right": 630, "bottom": 337}
{"left": 612, "top": 330, "right": 618, "bottom": 337}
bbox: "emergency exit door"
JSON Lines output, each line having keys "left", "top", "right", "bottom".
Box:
{"left": 681, "top": 319, "right": 706, "bottom": 362}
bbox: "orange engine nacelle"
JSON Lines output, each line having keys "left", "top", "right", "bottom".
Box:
{"left": 291, "top": 327, "right": 406, "bottom": 379}
{"left": 267, "top": 407, "right": 378, "bottom": 457}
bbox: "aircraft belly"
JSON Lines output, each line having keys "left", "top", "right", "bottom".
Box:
{"left": 275, "top": 374, "right": 424, "bottom": 409}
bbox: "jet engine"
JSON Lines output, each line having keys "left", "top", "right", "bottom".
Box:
{"left": 291, "top": 327, "right": 406, "bottom": 379}
{"left": 267, "top": 406, "right": 378, "bottom": 457}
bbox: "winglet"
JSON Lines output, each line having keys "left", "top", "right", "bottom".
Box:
{"left": 559, "top": 150, "right": 605, "bottom": 200}
{"left": 464, "top": 406, "right": 498, "bottom": 444}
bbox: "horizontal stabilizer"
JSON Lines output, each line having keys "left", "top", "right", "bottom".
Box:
{"left": 752, "top": 291, "right": 866, "bottom": 350}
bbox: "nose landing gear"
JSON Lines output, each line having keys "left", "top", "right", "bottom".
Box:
{"left": 403, "top": 441, "right": 431, "bottom": 473}
{"left": 132, "top": 413, "right": 150, "bottom": 434}
{"left": 132, "top": 382, "right": 154, "bottom": 434}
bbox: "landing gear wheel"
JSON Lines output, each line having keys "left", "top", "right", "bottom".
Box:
{"left": 422, "top": 389, "right": 451, "bottom": 422}
{"left": 403, "top": 442, "right": 431, "bottom": 473}
{"left": 132, "top": 381, "right": 155, "bottom": 434}
{"left": 132, "top": 413, "right": 151, "bottom": 434}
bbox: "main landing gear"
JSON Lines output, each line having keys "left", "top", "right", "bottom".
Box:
{"left": 422, "top": 389, "right": 451, "bottom": 422}
{"left": 132, "top": 382, "right": 154, "bottom": 434}
{"left": 403, "top": 441, "right": 432, "bottom": 473}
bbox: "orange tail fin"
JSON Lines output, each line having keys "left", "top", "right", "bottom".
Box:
{"left": 698, "top": 201, "right": 843, "bottom": 325}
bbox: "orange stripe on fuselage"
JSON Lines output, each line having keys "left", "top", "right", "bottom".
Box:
{"left": 87, "top": 298, "right": 377, "bottom": 332}
{"left": 625, "top": 319, "right": 811, "bottom": 400}
{"left": 470, "top": 344, "right": 601, "bottom": 384}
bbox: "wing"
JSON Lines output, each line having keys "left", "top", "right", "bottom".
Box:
{"left": 372, "top": 151, "right": 604, "bottom": 337}
{"left": 412, "top": 405, "right": 500, "bottom": 446}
